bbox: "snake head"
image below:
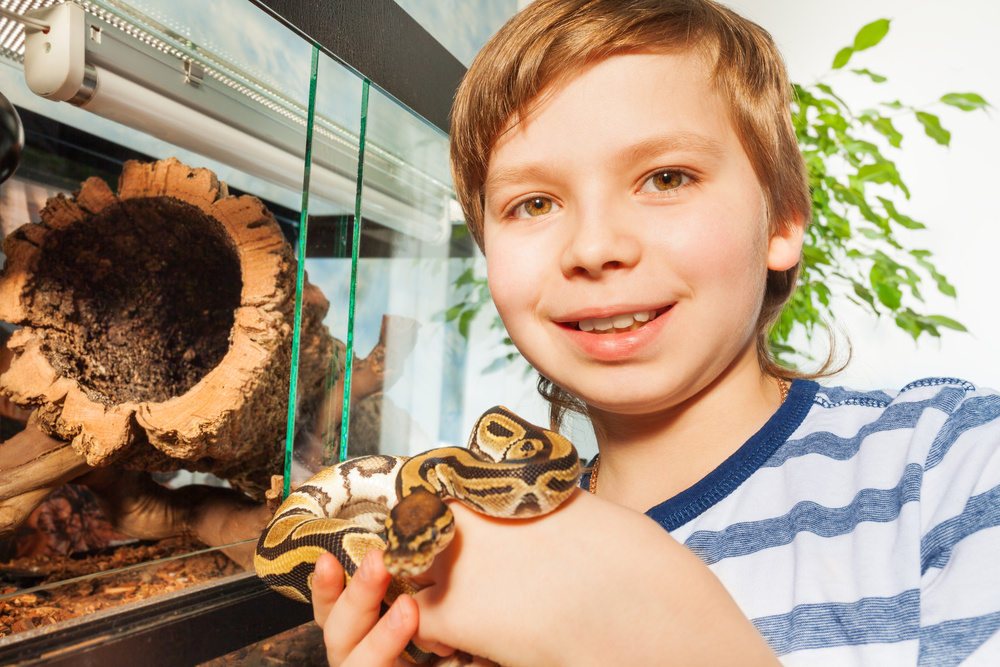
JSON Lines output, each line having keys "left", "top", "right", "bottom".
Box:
{"left": 383, "top": 487, "right": 456, "bottom": 577}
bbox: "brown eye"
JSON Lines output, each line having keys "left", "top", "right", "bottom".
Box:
{"left": 649, "top": 171, "right": 684, "bottom": 191}
{"left": 522, "top": 197, "right": 552, "bottom": 216}
{"left": 509, "top": 196, "right": 557, "bottom": 218}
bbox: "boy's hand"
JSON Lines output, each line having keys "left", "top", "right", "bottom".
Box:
{"left": 411, "top": 490, "right": 780, "bottom": 667}
{"left": 311, "top": 550, "right": 420, "bottom": 667}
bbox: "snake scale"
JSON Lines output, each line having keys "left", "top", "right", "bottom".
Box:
{"left": 254, "top": 405, "right": 581, "bottom": 665}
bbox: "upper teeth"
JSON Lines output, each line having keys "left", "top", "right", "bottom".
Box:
{"left": 579, "top": 310, "right": 656, "bottom": 332}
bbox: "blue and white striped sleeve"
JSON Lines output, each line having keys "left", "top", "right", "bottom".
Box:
{"left": 918, "top": 385, "right": 1000, "bottom": 665}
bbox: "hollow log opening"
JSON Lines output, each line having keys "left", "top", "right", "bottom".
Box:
{"left": 0, "top": 158, "right": 337, "bottom": 499}
{"left": 31, "top": 196, "right": 242, "bottom": 406}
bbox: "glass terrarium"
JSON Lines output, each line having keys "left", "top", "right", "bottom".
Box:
{"left": 0, "top": 0, "right": 544, "bottom": 662}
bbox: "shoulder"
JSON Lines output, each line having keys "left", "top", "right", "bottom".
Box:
{"left": 790, "top": 376, "right": 1000, "bottom": 452}
{"left": 809, "top": 376, "right": 989, "bottom": 411}
{"left": 763, "top": 377, "right": 1000, "bottom": 521}
{"left": 790, "top": 376, "right": 1000, "bottom": 527}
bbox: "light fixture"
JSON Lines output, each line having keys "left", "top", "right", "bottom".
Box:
{"left": 13, "top": 1, "right": 453, "bottom": 244}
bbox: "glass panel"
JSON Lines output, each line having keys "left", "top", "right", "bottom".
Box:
{"left": 302, "top": 81, "right": 476, "bottom": 463}
{"left": 0, "top": 539, "right": 247, "bottom": 638}
{"left": 198, "top": 621, "right": 326, "bottom": 666}
{"left": 284, "top": 51, "right": 364, "bottom": 481}
{"left": 352, "top": 86, "right": 461, "bottom": 457}
{"left": 0, "top": 0, "right": 321, "bottom": 610}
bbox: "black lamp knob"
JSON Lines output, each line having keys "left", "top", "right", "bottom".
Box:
{"left": 0, "top": 89, "right": 24, "bottom": 184}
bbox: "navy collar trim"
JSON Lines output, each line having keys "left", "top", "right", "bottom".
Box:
{"left": 644, "top": 379, "right": 817, "bottom": 531}
{"left": 580, "top": 380, "right": 818, "bottom": 531}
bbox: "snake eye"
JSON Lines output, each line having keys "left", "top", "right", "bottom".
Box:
{"left": 506, "top": 439, "right": 543, "bottom": 460}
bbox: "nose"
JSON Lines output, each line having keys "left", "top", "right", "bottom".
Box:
{"left": 559, "top": 204, "right": 641, "bottom": 278}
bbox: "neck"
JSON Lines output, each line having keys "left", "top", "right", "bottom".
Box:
{"left": 588, "top": 363, "right": 785, "bottom": 514}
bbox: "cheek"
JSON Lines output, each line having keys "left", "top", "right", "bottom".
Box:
{"left": 665, "top": 201, "right": 771, "bottom": 312}
{"left": 662, "top": 222, "right": 765, "bottom": 282}
{"left": 484, "top": 240, "right": 538, "bottom": 325}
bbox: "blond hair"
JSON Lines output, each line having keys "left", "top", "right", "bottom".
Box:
{"left": 450, "top": 0, "right": 820, "bottom": 425}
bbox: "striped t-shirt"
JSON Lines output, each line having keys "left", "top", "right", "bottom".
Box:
{"left": 589, "top": 378, "right": 1000, "bottom": 665}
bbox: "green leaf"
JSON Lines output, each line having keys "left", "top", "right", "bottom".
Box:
{"left": 814, "top": 282, "right": 832, "bottom": 307}
{"left": 851, "top": 68, "right": 887, "bottom": 83}
{"left": 940, "top": 92, "right": 990, "bottom": 112}
{"left": 873, "top": 280, "right": 903, "bottom": 310}
{"left": 457, "top": 309, "right": 475, "bottom": 339}
{"left": 453, "top": 267, "right": 476, "bottom": 287}
{"left": 832, "top": 46, "right": 854, "bottom": 70}
{"left": 924, "top": 315, "right": 969, "bottom": 333}
{"left": 915, "top": 111, "right": 951, "bottom": 146}
{"left": 912, "top": 252, "right": 957, "bottom": 297}
{"left": 852, "top": 282, "right": 878, "bottom": 311}
{"left": 934, "top": 275, "right": 956, "bottom": 298}
{"left": 877, "top": 197, "right": 925, "bottom": 229}
{"left": 894, "top": 310, "right": 925, "bottom": 340}
{"left": 871, "top": 261, "right": 903, "bottom": 309}
{"left": 802, "top": 243, "right": 831, "bottom": 266}
{"left": 843, "top": 139, "right": 881, "bottom": 157}
{"left": 817, "top": 112, "right": 848, "bottom": 132}
{"left": 853, "top": 19, "right": 891, "bottom": 51}
{"left": 855, "top": 161, "right": 908, "bottom": 196}
{"left": 923, "top": 314, "right": 968, "bottom": 332}
{"left": 769, "top": 340, "right": 798, "bottom": 356}
{"left": 869, "top": 116, "right": 903, "bottom": 148}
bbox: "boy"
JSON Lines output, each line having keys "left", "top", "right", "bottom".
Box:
{"left": 311, "top": 1, "right": 1000, "bottom": 665}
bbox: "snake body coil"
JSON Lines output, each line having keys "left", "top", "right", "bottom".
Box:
{"left": 254, "top": 406, "right": 581, "bottom": 664}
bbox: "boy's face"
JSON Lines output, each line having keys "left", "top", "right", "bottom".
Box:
{"left": 482, "top": 51, "right": 802, "bottom": 416}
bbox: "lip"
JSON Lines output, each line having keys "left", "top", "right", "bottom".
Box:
{"left": 554, "top": 304, "right": 672, "bottom": 325}
{"left": 553, "top": 304, "right": 674, "bottom": 361}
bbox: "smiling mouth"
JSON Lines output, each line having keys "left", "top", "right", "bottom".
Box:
{"left": 574, "top": 306, "right": 671, "bottom": 334}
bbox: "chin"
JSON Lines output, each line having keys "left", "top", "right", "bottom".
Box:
{"left": 558, "top": 380, "right": 677, "bottom": 417}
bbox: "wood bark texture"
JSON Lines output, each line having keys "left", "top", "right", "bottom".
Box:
{"left": 0, "top": 158, "right": 332, "bottom": 499}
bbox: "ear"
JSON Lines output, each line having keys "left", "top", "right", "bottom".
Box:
{"left": 766, "top": 215, "right": 806, "bottom": 272}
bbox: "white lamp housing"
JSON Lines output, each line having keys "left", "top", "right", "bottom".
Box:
{"left": 23, "top": 3, "right": 89, "bottom": 102}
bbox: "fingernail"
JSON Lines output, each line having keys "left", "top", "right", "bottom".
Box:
{"left": 314, "top": 553, "right": 328, "bottom": 580}
{"left": 359, "top": 551, "right": 374, "bottom": 580}
{"left": 386, "top": 600, "right": 406, "bottom": 630}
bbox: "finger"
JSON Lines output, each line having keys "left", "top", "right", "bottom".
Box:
{"left": 412, "top": 635, "right": 457, "bottom": 659}
{"left": 324, "top": 550, "right": 393, "bottom": 664}
{"left": 341, "top": 595, "right": 419, "bottom": 667}
{"left": 312, "top": 552, "right": 345, "bottom": 628}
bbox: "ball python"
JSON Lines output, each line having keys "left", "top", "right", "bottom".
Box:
{"left": 254, "top": 405, "right": 581, "bottom": 664}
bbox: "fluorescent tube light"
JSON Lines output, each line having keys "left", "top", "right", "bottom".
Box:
{"left": 19, "top": 2, "right": 452, "bottom": 244}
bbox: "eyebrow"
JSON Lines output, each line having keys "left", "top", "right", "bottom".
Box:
{"left": 483, "top": 131, "right": 726, "bottom": 200}
{"left": 612, "top": 132, "right": 726, "bottom": 170}
{"left": 483, "top": 163, "right": 554, "bottom": 202}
